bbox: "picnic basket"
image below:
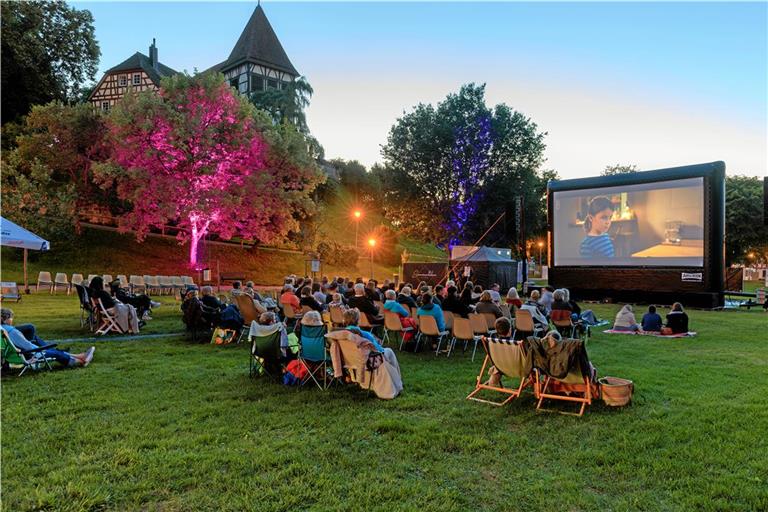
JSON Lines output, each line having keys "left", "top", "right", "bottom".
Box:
{"left": 599, "top": 376, "right": 634, "bottom": 407}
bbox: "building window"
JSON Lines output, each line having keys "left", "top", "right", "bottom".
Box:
{"left": 250, "top": 74, "right": 264, "bottom": 92}
{"left": 101, "top": 102, "right": 110, "bottom": 112}
{"left": 267, "top": 78, "right": 278, "bottom": 90}
{"left": 133, "top": 73, "right": 141, "bottom": 85}
{"left": 119, "top": 75, "right": 127, "bottom": 86}
{"left": 229, "top": 78, "right": 239, "bottom": 90}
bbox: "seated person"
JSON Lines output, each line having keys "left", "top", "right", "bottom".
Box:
{"left": 561, "top": 288, "right": 599, "bottom": 326}
{"left": 181, "top": 289, "right": 208, "bottom": 332}
{"left": 539, "top": 286, "right": 555, "bottom": 316}
{"left": 613, "top": 304, "right": 642, "bottom": 332}
{"left": 520, "top": 292, "right": 549, "bottom": 333}
{"left": 505, "top": 287, "right": 523, "bottom": 309}
{"left": 528, "top": 290, "right": 548, "bottom": 318}
{"left": 109, "top": 280, "right": 159, "bottom": 320}
{"left": 471, "top": 285, "right": 483, "bottom": 303}
{"left": 397, "top": 286, "right": 417, "bottom": 309}
{"left": 488, "top": 284, "right": 502, "bottom": 305}
{"left": 474, "top": 291, "right": 504, "bottom": 318}
{"left": 484, "top": 316, "right": 515, "bottom": 387}
{"left": 299, "top": 286, "right": 324, "bottom": 312}
{"left": 279, "top": 285, "right": 301, "bottom": 311}
{"left": 89, "top": 277, "right": 141, "bottom": 333}
{"left": 200, "top": 286, "right": 242, "bottom": 330}
{"left": 229, "top": 280, "right": 245, "bottom": 300}
{"left": 460, "top": 282, "right": 474, "bottom": 307}
{"left": 348, "top": 283, "right": 384, "bottom": 325}
{"left": 416, "top": 293, "right": 446, "bottom": 333}
{"left": 433, "top": 285, "right": 445, "bottom": 306}
{"left": 343, "top": 308, "right": 385, "bottom": 353}
{"left": 641, "top": 305, "right": 663, "bottom": 332}
{"left": 243, "top": 281, "right": 263, "bottom": 302}
{"left": 294, "top": 310, "right": 324, "bottom": 340}
{"left": 328, "top": 293, "right": 347, "bottom": 310}
{"left": 665, "top": 302, "right": 689, "bottom": 334}
{"left": 383, "top": 289, "right": 417, "bottom": 340}
{"left": 2, "top": 308, "right": 94, "bottom": 368}
{"left": 312, "top": 283, "right": 327, "bottom": 305}
{"left": 250, "top": 311, "right": 292, "bottom": 364}
{"left": 441, "top": 286, "right": 471, "bottom": 318}
{"left": 550, "top": 289, "right": 572, "bottom": 314}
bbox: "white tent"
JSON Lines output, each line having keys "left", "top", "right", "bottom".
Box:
{"left": 1, "top": 216, "right": 50, "bottom": 292}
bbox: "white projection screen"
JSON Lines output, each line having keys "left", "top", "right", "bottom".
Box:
{"left": 552, "top": 177, "right": 705, "bottom": 267}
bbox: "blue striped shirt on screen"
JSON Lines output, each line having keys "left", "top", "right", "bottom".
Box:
{"left": 580, "top": 234, "right": 615, "bottom": 258}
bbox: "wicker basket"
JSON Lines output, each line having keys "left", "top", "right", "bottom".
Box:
{"left": 599, "top": 376, "right": 634, "bottom": 407}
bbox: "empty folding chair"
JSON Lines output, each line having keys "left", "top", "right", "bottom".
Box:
{"left": 102, "top": 274, "right": 113, "bottom": 286}
{"left": 449, "top": 317, "right": 476, "bottom": 358}
{"left": 117, "top": 275, "right": 129, "bottom": 288}
{"left": 129, "top": 275, "right": 146, "bottom": 294}
{"left": 467, "top": 336, "right": 535, "bottom": 406}
{"left": 36, "top": 272, "right": 53, "bottom": 293}
{"left": 144, "top": 275, "right": 162, "bottom": 295}
{"left": 181, "top": 276, "right": 195, "bottom": 287}
{"left": 71, "top": 274, "right": 84, "bottom": 288}
{"left": 512, "top": 309, "right": 543, "bottom": 340}
{"left": 52, "top": 273, "right": 70, "bottom": 295}
{"left": 158, "top": 276, "right": 174, "bottom": 295}
{"left": 417, "top": 315, "right": 449, "bottom": 355}
{"left": 171, "top": 276, "right": 186, "bottom": 295}
{"left": 469, "top": 314, "right": 493, "bottom": 361}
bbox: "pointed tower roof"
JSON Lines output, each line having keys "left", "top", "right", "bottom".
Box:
{"left": 218, "top": 4, "right": 298, "bottom": 76}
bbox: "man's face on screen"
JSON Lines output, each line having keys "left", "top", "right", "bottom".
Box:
{"left": 591, "top": 209, "right": 612, "bottom": 234}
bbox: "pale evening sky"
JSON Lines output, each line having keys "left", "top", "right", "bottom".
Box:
{"left": 72, "top": 1, "right": 767, "bottom": 179}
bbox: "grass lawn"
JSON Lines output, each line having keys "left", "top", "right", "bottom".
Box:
{"left": 2, "top": 295, "right": 767, "bottom": 511}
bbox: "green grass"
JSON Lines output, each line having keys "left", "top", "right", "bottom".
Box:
{"left": 2, "top": 296, "right": 767, "bottom": 511}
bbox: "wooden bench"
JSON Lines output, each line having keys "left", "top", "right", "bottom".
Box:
{"left": 219, "top": 273, "right": 246, "bottom": 284}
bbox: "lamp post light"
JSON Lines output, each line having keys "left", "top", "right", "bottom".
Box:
{"left": 537, "top": 241, "right": 544, "bottom": 266}
{"left": 368, "top": 238, "right": 376, "bottom": 279}
{"left": 353, "top": 209, "right": 363, "bottom": 247}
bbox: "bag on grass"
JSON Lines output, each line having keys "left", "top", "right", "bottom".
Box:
{"left": 282, "top": 359, "right": 308, "bottom": 386}
{"left": 211, "top": 327, "right": 237, "bottom": 345}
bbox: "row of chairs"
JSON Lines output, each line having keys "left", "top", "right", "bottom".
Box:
{"left": 36, "top": 272, "right": 195, "bottom": 295}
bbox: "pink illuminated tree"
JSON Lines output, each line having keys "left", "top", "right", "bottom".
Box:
{"left": 95, "top": 73, "right": 323, "bottom": 267}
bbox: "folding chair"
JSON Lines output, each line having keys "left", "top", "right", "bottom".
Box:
{"left": 383, "top": 311, "right": 413, "bottom": 349}
{"left": 249, "top": 329, "right": 283, "bottom": 379}
{"left": 233, "top": 295, "right": 263, "bottom": 344}
{"left": 469, "top": 314, "right": 494, "bottom": 360}
{"left": 144, "top": 275, "right": 162, "bottom": 295}
{"left": 535, "top": 340, "right": 594, "bottom": 417}
{"left": 51, "top": 273, "right": 70, "bottom": 295}
{"left": 358, "top": 312, "right": 383, "bottom": 339}
{"left": 448, "top": 317, "right": 476, "bottom": 358}
{"left": 443, "top": 311, "right": 455, "bottom": 331}
{"left": 326, "top": 331, "right": 381, "bottom": 394}
{"left": 158, "top": 276, "right": 174, "bottom": 296}
{"left": 512, "top": 309, "right": 543, "bottom": 340}
{"left": 417, "top": 315, "right": 449, "bottom": 355}
{"left": 297, "top": 324, "right": 330, "bottom": 389}
{"left": 1, "top": 329, "right": 58, "bottom": 376}
{"left": 36, "top": 271, "right": 53, "bottom": 293}
{"left": 74, "top": 284, "right": 96, "bottom": 331}
{"left": 467, "top": 336, "right": 534, "bottom": 406}
{"left": 71, "top": 274, "right": 84, "bottom": 288}
{"left": 551, "top": 310, "right": 577, "bottom": 338}
{"left": 129, "top": 275, "right": 146, "bottom": 294}
{"left": 481, "top": 312, "right": 498, "bottom": 332}
{"left": 329, "top": 305, "right": 346, "bottom": 328}
{"left": 93, "top": 298, "right": 125, "bottom": 335}
{"left": 102, "top": 274, "right": 113, "bottom": 286}
{"left": 171, "top": 276, "right": 186, "bottom": 297}
{"left": 181, "top": 276, "right": 195, "bottom": 287}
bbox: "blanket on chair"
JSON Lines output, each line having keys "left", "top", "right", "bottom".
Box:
{"left": 603, "top": 329, "right": 697, "bottom": 338}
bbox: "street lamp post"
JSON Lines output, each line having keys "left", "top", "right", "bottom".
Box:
{"left": 353, "top": 209, "right": 362, "bottom": 247}
{"left": 368, "top": 238, "right": 376, "bottom": 279}
{"left": 537, "top": 241, "right": 544, "bottom": 267}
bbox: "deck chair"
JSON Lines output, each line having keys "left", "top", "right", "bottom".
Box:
{"left": 326, "top": 332, "right": 379, "bottom": 394}
{"left": 417, "top": 315, "right": 449, "bottom": 355}
{"left": 297, "top": 324, "right": 330, "bottom": 389}
{"left": 52, "top": 273, "right": 70, "bottom": 294}
{"left": 36, "top": 272, "right": 53, "bottom": 293}
{"left": 249, "top": 329, "right": 283, "bottom": 379}
{"left": 448, "top": 317, "right": 476, "bottom": 358}
{"left": 74, "top": 284, "right": 96, "bottom": 331}
{"left": 1, "top": 329, "right": 58, "bottom": 376}
{"left": 233, "top": 295, "right": 263, "bottom": 343}
{"left": 383, "top": 311, "right": 412, "bottom": 349}
{"left": 467, "top": 336, "right": 534, "bottom": 406}
{"left": 71, "top": 274, "right": 84, "bottom": 288}
{"left": 93, "top": 298, "right": 125, "bottom": 335}
{"left": 329, "top": 305, "right": 346, "bottom": 328}
{"left": 512, "top": 309, "right": 543, "bottom": 340}
{"left": 129, "top": 275, "right": 146, "bottom": 293}
{"left": 535, "top": 340, "right": 594, "bottom": 417}
{"left": 469, "top": 314, "right": 494, "bottom": 360}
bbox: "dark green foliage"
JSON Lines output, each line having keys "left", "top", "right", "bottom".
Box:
{"left": 317, "top": 240, "right": 359, "bottom": 267}
{"left": 1, "top": 0, "right": 100, "bottom": 123}
{"left": 725, "top": 175, "right": 768, "bottom": 264}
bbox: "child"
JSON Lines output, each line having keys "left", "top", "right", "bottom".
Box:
{"left": 580, "top": 196, "right": 615, "bottom": 258}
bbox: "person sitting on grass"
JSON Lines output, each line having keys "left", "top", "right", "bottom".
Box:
{"left": 613, "top": 304, "right": 642, "bottom": 332}
{"left": 665, "top": 302, "right": 689, "bottom": 334}
{"left": 641, "top": 305, "right": 663, "bottom": 332}
{"left": 417, "top": 293, "right": 446, "bottom": 333}
{"left": 1, "top": 308, "right": 94, "bottom": 368}
{"left": 474, "top": 291, "right": 504, "bottom": 318}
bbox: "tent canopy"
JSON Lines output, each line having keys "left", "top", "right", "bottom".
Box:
{"left": 0, "top": 217, "right": 50, "bottom": 251}
{"left": 450, "top": 246, "right": 517, "bottom": 291}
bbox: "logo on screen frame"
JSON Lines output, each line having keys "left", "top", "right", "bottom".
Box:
{"left": 681, "top": 272, "right": 703, "bottom": 282}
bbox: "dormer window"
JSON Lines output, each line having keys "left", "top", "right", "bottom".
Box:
{"left": 119, "top": 75, "right": 127, "bottom": 86}
{"left": 133, "top": 73, "right": 141, "bottom": 85}
{"left": 101, "top": 102, "right": 110, "bottom": 112}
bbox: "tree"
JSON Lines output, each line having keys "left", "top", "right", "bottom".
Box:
{"left": 602, "top": 164, "right": 637, "bottom": 176}
{"left": 725, "top": 175, "right": 768, "bottom": 265}
{"left": 94, "top": 73, "right": 323, "bottom": 267}
{"left": 379, "top": 83, "right": 549, "bottom": 248}
{"left": 249, "top": 76, "right": 314, "bottom": 134}
{"left": 1, "top": 0, "right": 100, "bottom": 123}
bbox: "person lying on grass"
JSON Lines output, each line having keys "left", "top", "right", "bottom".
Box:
{"left": 1, "top": 308, "right": 94, "bottom": 368}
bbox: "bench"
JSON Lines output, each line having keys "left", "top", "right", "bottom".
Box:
{"left": 219, "top": 273, "right": 246, "bottom": 284}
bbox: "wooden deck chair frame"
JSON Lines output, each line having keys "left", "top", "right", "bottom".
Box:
{"left": 93, "top": 298, "right": 125, "bottom": 335}
{"left": 36, "top": 271, "right": 53, "bottom": 293}
{"left": 467, "top": 336, "right": 534, "bottom": 406}
{"left": 382, "top": 311, "right": 412, "bottom": 349}
{"left": 535, "top": 356, "right": 593, "bottom": 417}
{"left": 1, "top": 329, "right": 58, "bottom": 376}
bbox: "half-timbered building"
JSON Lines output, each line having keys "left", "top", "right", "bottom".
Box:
{"left": 205, "top": 4, "right": 299, "bottom": 94}
{"left": 88, "top": 39, "right": 178, "bottom": 112}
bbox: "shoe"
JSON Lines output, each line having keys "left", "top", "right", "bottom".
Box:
{"left": 84, "top": 346, "right": 95, "bottom": 366}
{"left": 150, "top": 301, "right": 161, "bottom": 308}
{"left": 143, "top": 313, "right": 153, "bottom": 321}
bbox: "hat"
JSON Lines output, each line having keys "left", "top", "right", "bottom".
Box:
{"left": 300, "top": 310, "right": 323, "bottom": 326}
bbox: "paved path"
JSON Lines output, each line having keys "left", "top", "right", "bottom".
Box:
{"left": 50, "top": 332, "right": 186, "bottom": 344}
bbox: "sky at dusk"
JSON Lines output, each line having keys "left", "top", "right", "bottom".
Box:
{"left": 72, "top": 1, "right": 767, "bottom": 179}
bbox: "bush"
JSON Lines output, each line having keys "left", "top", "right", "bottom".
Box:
{"left": 317, "top": 241, "right": 358, "bottom": 267}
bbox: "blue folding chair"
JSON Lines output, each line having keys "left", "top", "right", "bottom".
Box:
{"left": 298, "top": 324, "right": 330, "bottom": 389}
